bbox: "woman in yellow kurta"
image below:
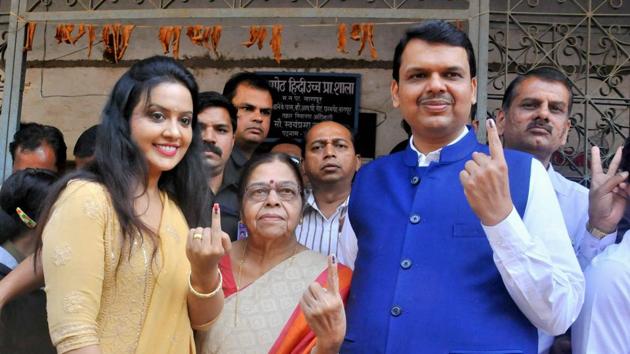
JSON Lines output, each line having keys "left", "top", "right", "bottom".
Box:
{"left": 36, "top": 56, "right": 230, "bottom": 354}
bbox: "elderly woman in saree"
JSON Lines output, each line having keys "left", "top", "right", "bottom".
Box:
{"left": 197, "top": 152, "right": 352, "bottom": 354}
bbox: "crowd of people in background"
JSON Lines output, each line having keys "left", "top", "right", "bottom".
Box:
{"left": 0, "top": 19, "right": 628, "bottom": 354}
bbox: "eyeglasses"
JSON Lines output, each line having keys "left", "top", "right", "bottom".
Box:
{"left": 244, "top": 181, "right": 301, "bottom": 202}
{"left": 236, "top": 104, "right": 273, "bottom": 118}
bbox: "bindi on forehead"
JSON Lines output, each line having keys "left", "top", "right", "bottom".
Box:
{"left": 247, "top": 179, "right": 298, "bottom": 189}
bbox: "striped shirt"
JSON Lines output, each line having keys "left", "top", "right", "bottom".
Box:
{"left": 295, "top": 191, "right": 357, "bottom": 269}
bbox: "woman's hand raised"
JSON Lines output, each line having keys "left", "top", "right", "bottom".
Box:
{"left": 300, "top": 255, "right": 346, "bottom": 354}
{"left": 186, "top": 203, "right": 231, "bottom": 289}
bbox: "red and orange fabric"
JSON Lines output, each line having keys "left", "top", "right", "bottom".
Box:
{"left": 269, "top": 264, "right": 352, "bottom": 354}
{"left": 219, "top": 251, "right": 352, "bottom": 354}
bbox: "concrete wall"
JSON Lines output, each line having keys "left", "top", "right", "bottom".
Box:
{"left": 21, "top": 18, "right": 413, "bottom": 160}
{"left": 18, "top": 0, "right": 627, "bottom": 165}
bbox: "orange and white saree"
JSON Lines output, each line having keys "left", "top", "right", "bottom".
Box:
{"left": 196, "top": 250, "right": 352, "bottom": 354}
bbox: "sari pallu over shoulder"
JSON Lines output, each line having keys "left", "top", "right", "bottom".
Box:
{"left": 269, "top": 263, "right": 352, "bottom": 354}
{"left": 198, "top": 251, "right": 352, "bottom": 354}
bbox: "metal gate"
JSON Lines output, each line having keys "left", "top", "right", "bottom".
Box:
{"left": 488, "top": 0, "right": 630, "bottom": 184}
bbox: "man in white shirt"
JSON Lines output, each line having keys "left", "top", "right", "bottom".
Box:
{"left": 572, "top": 142, "right": 630, "bottom": 354}
{"left": 497, "top": 68, "right": 618, "bottom": 353}
{"left": 295, "top": 121, "right": 360, "bottom": 269}
{"left": 498, "top": 67, "right": 617, "bottom": 269}
{"left": 573, "top": 233, "right": 630, "bottom": 353}
{"left": 342, "top": 21, "right": 584, "bottom": 352}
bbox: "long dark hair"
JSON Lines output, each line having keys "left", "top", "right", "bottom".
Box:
{"left": 0, "top": 169, "right": 58, "bottom": 244}
{"left": 34, "top": 56, "right": 209, "bottom": 265}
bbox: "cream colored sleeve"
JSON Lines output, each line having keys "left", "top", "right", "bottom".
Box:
{"left": 42, "top": 181, "right": 109, "bottom": 354}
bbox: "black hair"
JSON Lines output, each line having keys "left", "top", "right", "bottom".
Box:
{"left": 401, "top": 120, "right": 412, "bottom": 136}
{"left": 73, "top": 125, "right": 99, "bottom": 158}
{"left": 9, "top": 122, "right": 67, "bottom": 172}
{"left": 238, "top": 152, "right": 305, "bottom": 209}
{"left": 392, "top": 20, "right": 477, "bottom": 82}
{"left": 0, "top": 169, "right": 58, "bottom": 244}
{"left": 34, "top": 55, "right": 209, "bottom": 266}
{"left": 198, "top": 91, "right": 237, "bottom": 132}
{"left": 621, "top": 137, "right": 630, "bottom": 175}
{"left": 502, "top": 67, "right": 573, "bottom": 115}
{"left": 222, "top": 72, "right": 276, "bottom": 104}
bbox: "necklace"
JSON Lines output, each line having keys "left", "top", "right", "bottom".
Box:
{"left": 233, "top": 238, "right": 300, "bottom": 326}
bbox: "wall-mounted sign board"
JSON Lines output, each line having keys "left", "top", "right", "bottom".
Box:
{"left": 257, "top": 72, "right": 361, "bottom": 140}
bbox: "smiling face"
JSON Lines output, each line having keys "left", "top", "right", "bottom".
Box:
{"left": 129, "top": 81, "right": 193, "bottom": 180}
{"left": 391, "top": 39, "right": 477, "bottom": 151}
{"left": 241, "top": 160, "right": 303, "bottom": 240}
{"left": 231, "top": 84, "right": 273, "bottom": 149}
{"left": 498, "top": 76, "right": 571, "bottom": 166}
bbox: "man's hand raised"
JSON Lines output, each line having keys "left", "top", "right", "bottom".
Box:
{"left": 460, "top": 118, "right": 514, "bottom": 226}
{"left": 588, "top": 145, "right": 630, "bottom": 234}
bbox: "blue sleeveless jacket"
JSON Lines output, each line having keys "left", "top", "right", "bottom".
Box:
{"left": 342, "top": 130, "right": 537, "bottom": 353}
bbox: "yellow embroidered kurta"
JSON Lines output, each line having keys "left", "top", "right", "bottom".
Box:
{"left": 42, "top": 180, "right": 195, "bottom": 354}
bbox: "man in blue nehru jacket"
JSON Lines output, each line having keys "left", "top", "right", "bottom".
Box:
{"left": 342, "top": 21, "right": 584, "bottom": 353}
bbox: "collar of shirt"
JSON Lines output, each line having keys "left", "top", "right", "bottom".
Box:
{"left": 1, "top": 240, "right": 25, "bottom": 264}
{"left": 220, "top": 166, "right": 240, "bottom": 190}
{"left": 409, "top": 126, "right": 469, "bottom": 167}
{"left": 546, "top": 163, "right": 572, "bottom": 197}
{"left": 230, "top": 146, "right": 249, "bottom": 168}
{"left": 303, "top": 189, "right": 350, "bottom": 221}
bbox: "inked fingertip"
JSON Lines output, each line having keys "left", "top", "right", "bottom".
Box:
{"left": 213, "top": 203, "right": 220, "bottom": 214}
{"left": 487, "top": 118, "right": 496, "bottom": 128}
